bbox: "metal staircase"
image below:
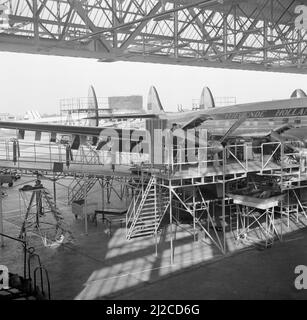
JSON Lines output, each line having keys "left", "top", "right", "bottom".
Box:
{"left": 41, "top": 189, "right": 65, "bottom": 225}
{"left": 68, "top": 177, "right": 98, "bottom": 204}
{"left": 126, "top": 176, "right": 169, "bottom": 240}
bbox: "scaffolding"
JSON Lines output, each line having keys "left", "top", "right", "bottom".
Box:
{"left": 192, "top": 97, "right": 237, "bottom": 109}
{"left": 123, "top": 139, "right": 307, "bottom": 262}
{"left": 1, "top": 133, "right": 307, "bottom": 263}
{"left": 59, "top": 96, "right": 110, "bottom": 125}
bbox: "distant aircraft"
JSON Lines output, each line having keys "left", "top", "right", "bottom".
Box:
{"left": 86, "top": 86, "right": 307, "bottom": 129}
{"left": 1, "top": 86, "right": 307, "bottom": 158}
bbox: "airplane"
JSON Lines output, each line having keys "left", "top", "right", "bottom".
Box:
{"left": 86, "top": 86, "right": 307, "bottom": 159}
{"left": 1, "top": 86, "right": 307, "bottom": 165}
{"left": 85, "top": 86, "right": 307, "bottom": 130}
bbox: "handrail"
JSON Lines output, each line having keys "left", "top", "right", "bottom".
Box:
{"left": 126, "top": 178, "right": 147, "bottom": 229}
{"left": 33, "top": 266, "right": 51, "bottom": 300}
{"left": 126, "top": 174, "right": 146, "bottom": 224}
{"left": 261, "top": 142, "right": 281, "bottom": 170}
{"left": 0, "top": 232, "right": 28, "bottom": 279}
{"left": 1, "top": 139, "right": 305, "bottom": 177}
{"left": 126, "top": 176, "right": 155, "bottom": 239}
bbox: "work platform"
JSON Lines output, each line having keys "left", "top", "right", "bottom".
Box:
{"left": 0, "top": 139, "right": 303, "bottom": 181}
{"left": 1, "top": 137, "right": 307, "bottom": 265}
{"left": 0, "top": 160, "right": 133, "bottom": 178}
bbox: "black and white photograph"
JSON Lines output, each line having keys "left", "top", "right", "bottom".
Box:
{"left": 1, "top": 0, "right": 307, "bottom": 306}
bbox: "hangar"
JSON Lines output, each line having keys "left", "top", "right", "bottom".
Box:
{"left": 1, "top": 0, "right": 307, "bottom": 301}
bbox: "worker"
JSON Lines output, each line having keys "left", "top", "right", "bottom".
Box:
{"left": 135, "top": 136, "right": 144, "bottom": 164}
{"left": 34, "top": 179, "right": 44, "bottom": 216}
{"left": 101, "top": 136, "right": 115, "bottom": 171}
{"left": 12, "top": 139, "right": 20, "bottom": 165}
{"left": 34, "top": 179, "right": 43, "bottom": 189}
{"left": 65, "top": 144, "right": 73, "bottom": 168}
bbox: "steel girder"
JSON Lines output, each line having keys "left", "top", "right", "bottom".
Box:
{"left": 0, "top": 0, "right": 307, "bottom": 73}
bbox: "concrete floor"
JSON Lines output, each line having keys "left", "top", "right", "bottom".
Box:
{"left": 114, "top": 229, "right": 307, "bottom": 300}
{"left": 1, "top": 175, "right": 307, "bottom": 300}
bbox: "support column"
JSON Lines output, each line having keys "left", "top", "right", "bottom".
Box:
{"left": 154, "top": 180, "right": 158, "bottom": 257}
{"left": 84, "top": 176, "right": 88, "bottom": 235}
{"left": 193, "top": 188, "right": 196, "bottom": 242}
{"left": 102, "top": 177, "right": 105, "bottom": 211}
{"left": 0, "top": 195, "right": 4, "bottom": 247}
{"left": 53, "top": 176, "right": 57, "bottom": 205}
{"left": 169, "top": 181, "right": 174, "bottom": 265}
{"left": 222, "top": 149, "right": 226, "bottom": 254}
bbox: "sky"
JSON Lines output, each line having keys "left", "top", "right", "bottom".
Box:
{"left": 1, "top": 51, "right": 307, "bottom": 116}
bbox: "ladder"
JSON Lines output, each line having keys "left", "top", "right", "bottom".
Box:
{"left": 19, "top": 187, "right": 72, "bottom": 244}
{"left": 126, "top": 176, "right": 169, "bottom": 240}
{"left": 68, "top": 177, "right": 98, "bottom": 204}
{"left": 41, "top": 189, "right": 64, "bottom": 225}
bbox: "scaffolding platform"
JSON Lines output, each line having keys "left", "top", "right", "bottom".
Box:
{"left": 228, "top": 194, "right": 284, "bottom": 210}
{"left": 0, "top": 139, "right": 304, "bottom": 184}
{"left": 0, "top": 160, "right": 133, "bottom": 178}
{"left": 228, "top": 193, "right": 285, "bottom": 248}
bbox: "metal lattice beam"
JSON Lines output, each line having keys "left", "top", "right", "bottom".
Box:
{"left": 0, "top": 0, "right": 307, "bottom": 73}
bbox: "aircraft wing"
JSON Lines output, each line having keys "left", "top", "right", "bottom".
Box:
{"left": 180, "top": 113, "right": 214, "bottom": 130}
{"left": 0, "top": 121, "right": 146, "bottom": 141}
{"left": 208, "top": 123, "right": 294, "bottom": 141}
{"left": 85, "top": 113, "right": 158, "bottom": 120}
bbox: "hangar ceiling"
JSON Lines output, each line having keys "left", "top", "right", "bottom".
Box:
{"left": 1, "top": 0, "right": 307, "bottom": 73}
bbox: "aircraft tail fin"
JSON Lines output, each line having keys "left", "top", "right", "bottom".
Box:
{"left": 291, "top": 89, "right": 307, "bottom": 98}
{"left": 87, "top": 85, "right": 99, "bottom": 127}
{"left": 199, "top": 87, "right": 215, "bottom": 110}
{"left": 147, "top": 86, "right": 165, "bottom": 113}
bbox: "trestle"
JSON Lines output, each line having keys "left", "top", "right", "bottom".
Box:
{"left": 233, "top": 204, "right": 280, "bottom": 249}
{"left": 68, "top": 176, "right": 99, "bottom": 204}
{"left": 19, "top": 182, "right": 73, "bottom": 247}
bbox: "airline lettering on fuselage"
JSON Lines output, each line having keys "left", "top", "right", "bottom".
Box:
{"left": 221, "top": 107, "right": 307, "bottom": 120}
{"left": 275, "top": 108, "right": 307, "bottom": 117}
{"left": 223, "top": 111, "right": 264, "bottom": 119}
